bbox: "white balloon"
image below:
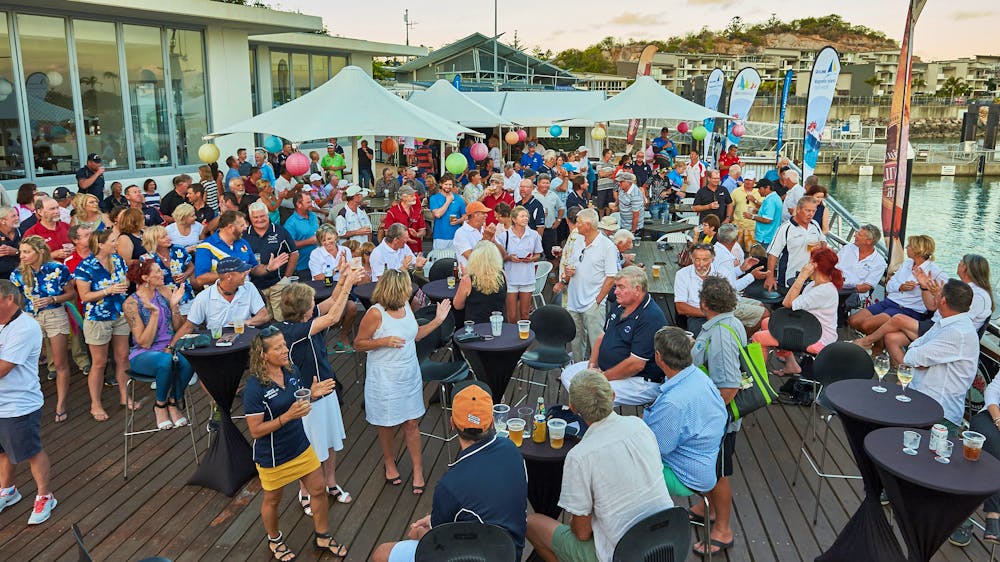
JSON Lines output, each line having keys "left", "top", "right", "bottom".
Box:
{"left": 45, "top": 71, "right": 63, "bottom": 87}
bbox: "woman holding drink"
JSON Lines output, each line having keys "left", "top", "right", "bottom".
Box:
{"left": 453, "top": 241, "right": 507, "bottom": 324}
{"left": 142, "top": 225, "right": 195, "bottom": 317}
{"left": 497, "top": 206, "right": 542, "bottom": 323}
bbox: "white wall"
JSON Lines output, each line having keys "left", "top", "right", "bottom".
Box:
{"left": 204, "top": 24, "right": 256, "bottom": 167}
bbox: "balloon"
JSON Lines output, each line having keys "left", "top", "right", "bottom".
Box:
{"left": 505, "top": 131, "right": 519, "bottom": 144}
{"left": 263, "top": 135, "right": 283, "bottom": 154}
{"left": 691, "top": 126, "right": 708, "bottom": 141}
{"left": 284, "top": 152, "right": 310, "bottom": 176}
{"left": 591, "top": 127, "right": 606, "bottom": 141}
{"left": 645, "top": 147, "right": 654, "bottom": 161}
{"left": 381, "top": 137, "right": 398, "bottom": 154}
{"left": 46, "top": 71, "right": 63, "bottom": 87}
{"left": 197, "top": 143, "right": 220, "bottom": 164}
{"left": 731, "top": 123, "right": 746, "bottom": 138}
{"left": 677, "top": 121, "right": 690, "bottom": 134}
{"left": 516, "top": 129, "right": 527, "bottom": 142}
{"left": 549, "top": 125, "right": 563, "bottom": 137}
{"left": 470, "top": 142, "right": 489, "bottom": 161}
{"left": 445, "top": 152, "right": 468, "bottom": 175}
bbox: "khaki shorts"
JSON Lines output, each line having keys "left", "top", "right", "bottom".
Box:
{"left": 83, "top": 316, "right": 130, "bottom": 346}
{"left": 552, "top": 524, "right": 598, "bottom": 562}
{"left": 33, "top": 306, "right": 70, "bottom": 338}
{"left": 734, "top": 297, "right": 766, "bottom": 329}
{"left": 261, "top": 279, "right": 290, "bottom": 322}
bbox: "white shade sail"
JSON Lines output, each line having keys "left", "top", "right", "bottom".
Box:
{"left": 206, "top": 66, "right": 479, "bottom": 141}
{"left": 465, "top": 90, "right": 605, "bottom": 127}
{"left": 407, "top": 80, "right": 512, "bottom": 128}
{"left": 565, "top": 76, "right": 730, "bottom": 123}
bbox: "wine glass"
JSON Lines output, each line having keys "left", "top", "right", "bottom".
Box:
{"left": 872, "top": 353, "right": 890, "bottom": 393}
{"left": 895, "top": 363, "right": 914, "bottom": 402}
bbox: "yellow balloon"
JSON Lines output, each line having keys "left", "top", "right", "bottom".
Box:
{"left": 198, "top": 143, "right": 220, "bottom": 164}
{"left": 591, "top": 127, "right": 607, "bottom": 141}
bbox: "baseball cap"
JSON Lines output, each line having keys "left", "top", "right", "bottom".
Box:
{"left": 616, "top": 171, "right": 636, "bottom": 183}
{"left": 527, "top": 141, "right": 537, "bottom": 147}
{"left": 489, "top": 173, "right": 504, "bottom": 183}
{"left": 451, "top": 382, "right": 493, "bottom": 431}
{"left": 216, "top": 257, "right": 251, "bottom": 274}
{"left": 577, "top": 145, "right": 589, "bottom": 153}
{"left": 743, "top": 169, "right": 756, "bottom": 181}
{"left": 309, "top": 173, "right": 323, "bottom": 182}
{"left": 87, "top": 153, "right": 101, "bottom": 163}
{"left": 345, "top": 185, "right": 369, "bottom": 198}
{"left": 598, "top": 215, "right": 620, "bottom": 231}
{"left": 52, "top": 186, "right": 72, "bottom": 200}
{"left": 466, "top": 201, "right": 489, "bottom": 214}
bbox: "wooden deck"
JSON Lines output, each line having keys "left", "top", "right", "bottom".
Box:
{"left": 1, "top": 347, "right": 996, "bottom": 561}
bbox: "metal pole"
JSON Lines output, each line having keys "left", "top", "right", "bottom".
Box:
{"left": 494, "top": 0, "right": 499, "bottom": 92}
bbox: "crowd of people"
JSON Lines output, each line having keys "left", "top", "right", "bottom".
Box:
{"left": 0, "top": 133, "right": 997, "bottom": 560}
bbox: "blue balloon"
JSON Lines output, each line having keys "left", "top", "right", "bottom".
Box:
{"left": 549, "top": 125, "right": 563, "bottom": 137}
{"left": 263, "top": 135, "right": 283, "bottom": 154}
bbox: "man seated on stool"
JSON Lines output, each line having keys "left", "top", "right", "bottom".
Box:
{"left": 373, "top": 382, "right": 528, "bottom": 562}
{"left": 561, "top": 266, "right": 667, "bottom": 406}
{"left": 674, "top": 243, "right": 721, "bottom": 335}
{"left": 644, "top": 326, "right": 727, "bottom": 497}
{"left": 369, "top": 223, "right": 427, "bottom": 283}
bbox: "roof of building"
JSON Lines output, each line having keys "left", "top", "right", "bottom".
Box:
{"left": 394, "top": 32, "right": 576, "bottom": 80}
{"left": 250, "top": 33, "right": 428, "bottom": 58}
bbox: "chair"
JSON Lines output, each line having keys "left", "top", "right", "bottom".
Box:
{"left": 424, "top": 248, "right": 456, "bottom": 277}
{"left": 428, "top": 257, "right": 457, "bottom": 282}
{"left": 123, "top": 368, "right": 199, "bottom": 480}
{"left": 74, "top": 523, "right": 172, "bottom": 562}
{"left": 368, "top": 211, "right": 387, "bottom": 242}
{"left": 414, "top": 522, "right": 515, "bottom": 562}
{"left": 532, "top": 261, "right": 553, "bottom": 310}
{"left": 612, "top": 507, "right": 692, "bottom": 562}
{"left": 791, "top": 343, "right": 874, "bottom": 524}
{"left": 513, "top": 305, "right": 575, "bottom": 405}
{"left": 415, "top": 307, "right": 469, "bottom": 443}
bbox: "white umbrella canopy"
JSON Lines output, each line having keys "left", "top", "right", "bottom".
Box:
{"left": 564, "top": 75, "right": 730, "bottom": 123}
{"left": 206, "top": 66, "right": 479, "bottom": 141}
{"left": 408, "top": 80, "right": 512, "bottom": 128}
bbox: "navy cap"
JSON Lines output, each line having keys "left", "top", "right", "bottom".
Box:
{"left": 216, "top": 257, "right": 251, "bottom": 274}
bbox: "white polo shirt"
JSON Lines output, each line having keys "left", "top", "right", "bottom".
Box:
{"left": 335, "top": 204, "right": 372, "bottom": 244}
{"left": 499, "top": 228, "right": 543, "bottom": 286}
{"left": 533, "top": 189, "right": 564, "bottom": 229}
{"left": 713, "top": 242, "right": 754, "bottom": 292}
{"left": 453, "top": 223, "right": 483, "bottom": 270}
{"left": 766, "top": 218, "right": 823, "bottom": 286}
{"left": 566, "top": 234, "right": 619, "bottom": 313}
{"left": 186, "top": 281, "right": 266, "bottom": 330}
{"left": 836, "top": 243, "right": 887, "bottom": 297}
{"left": 673, "top": 263, "right": 722, "bottom": 309}
{"left": 503, "top": 172, "right": 522, "bottom": 195}
{"left": 369, "top": 240, "right": 415, "bottom": 282}
{"left": 0, "top": 311, "right": 43, "bottom": 417}
{"left": 308, "top": 245, "right": 353, "bottom": 280}
{"left": 781, "top": 183, "right": 805, "bottom": 222}
{"left": 886, "top": 258, "right": 947, "bottom": 312}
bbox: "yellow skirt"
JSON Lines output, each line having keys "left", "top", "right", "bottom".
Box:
{"left": 257, "top": 447, "right": 321, "bottom": 491}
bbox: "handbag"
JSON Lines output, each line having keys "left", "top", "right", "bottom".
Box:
{"left": 175, "top": 333, "right": 211, "bottom": 351}
{"left": 701, "top": 323, "right": 778, "bottom": 422}
{"left": 676, "top": 240, "right": 695, "bottom": 267}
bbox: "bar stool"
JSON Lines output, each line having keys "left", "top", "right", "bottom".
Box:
{"left": 123, "top": 368, "right": 199, "bottom": 480}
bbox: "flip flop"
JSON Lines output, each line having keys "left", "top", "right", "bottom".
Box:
{"left": 687, "top": 508, "right": 715, "bottom": 525}
{"left": 54, "top": 412, "right": 68, "bottom": 423}
{"left": 91, "top": 410, "right": 109, "bottom": 422}
{"left": 693, "top": 538, "right": 734, "bottom": 556}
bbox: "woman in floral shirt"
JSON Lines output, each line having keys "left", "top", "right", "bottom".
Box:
{"left": 10, "top": 236, "right": 75, "bottom": 422}
{"left": 73, "top": 230, "right": 135, "bottom": 422}
{"left": 140, "top": 225, "right": 195, "bottom": 317}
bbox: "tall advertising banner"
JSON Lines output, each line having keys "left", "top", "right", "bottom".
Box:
{"left": 882, "top": 0, "right": 927, "bottom": 270}
{"left": 626, "top": 44, "right": 658, "bottom": 150}
{"left": 776, "top": 70, "right": 793, "bottom": 163}
{"left": 725, "top": 67, "right": 762, "bottom": 148}
{"left": 802, "top": 47, "right": 841, "bottom": 179}
{"left": 702, "top": 68, "right": 725, "bottom": 155}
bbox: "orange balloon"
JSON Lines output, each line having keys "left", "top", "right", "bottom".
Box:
{"left": 504, "top": 131, "right": 519, "bottom": 144}
{"left": 381, "top": 137, "right": 398, "bottom": 154}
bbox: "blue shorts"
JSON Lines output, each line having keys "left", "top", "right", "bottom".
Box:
{"left": 865, "top": 298, "right": 927, "bottom": 321}
{"left": 0, "top": 408, "right": 43, "bottom": 464}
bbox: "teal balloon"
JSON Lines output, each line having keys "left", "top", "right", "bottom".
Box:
{"left": 263, "top": 135, "right": 283, "bottom": 154}
{"left": 445, "top": 152, "right": 468, "bottom": 175}
{"left": 549, "top": 125, "right": 563, "bottom": 137}
{"left": 691, "top": 125, "right": 708, "bottom": 141}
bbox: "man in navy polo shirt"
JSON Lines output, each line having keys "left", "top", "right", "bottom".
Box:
{"left": 519, "top": 141, "right": 544, "bottom": 172}
{"left": 372, "top": 381, "right": 528, "bottom": 562}
{"left": 561, "top": 266, "right": 667, "bottom": 406}
{"left": 244, "top": 201, "right": 297, "bottom": 321}
{"left": 518, "top": 179, "right": 546, "bottom": 234}
{"left": 194, "top": 210, "right": 283, "bottom": 287}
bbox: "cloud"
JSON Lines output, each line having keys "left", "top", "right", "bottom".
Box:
{"left": 687, "top": 0, "right": 735, "bottom": 5}
{"left": 609, "top": 12, "right": 665, "bottom": 26}
{"left": 952, "top": 10, "right": 995, "bottom": 20}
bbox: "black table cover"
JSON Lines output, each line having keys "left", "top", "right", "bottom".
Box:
{"left": 453, "top": 323, "right": 534, "bottom": 403}
{"left": 306, "top": 278, "right": 334, "bottom": 302}
{"left": 866, "top": 427, "right": 1000, "bottom": 562}
{"left": 518, "top": 435, "right": 579, "bottom": 518}
{"left": 351, "top": 281, "right": 418, "bottom": 308}
{"left": 180, "top": 327, "right": 259, "bottom": 496}
{"left": 421, "top": 278, "right": 458, "bottom": 303}
{"left": 816, "top": 379, "right": 944, "bottom": 562}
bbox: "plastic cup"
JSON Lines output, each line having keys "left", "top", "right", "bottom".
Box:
{"left": 492, "top": 404, "right": 510, "bottom": 426}
{"left": 517, "top": 320, "right": 531, "bottom": 340}
{"left": 210, "top": 325, "right": 223, "bottom": 339}
{"left": 496, "top": 429, "right": 510, "bottom": 440}
{"left": 294, "top": 388, "right": 311, "bottom": 405}
{"left": 903, "top": 430, "right": 921, "bottom": 455}
{"left": 506, "top": 418, "right": 525, "bottom": 447}
{"left": 490, "top": 313, "right": 503, "bottom": 337}
{"left": 464, "top": 320, "right": 475, "bottom": 335}
{"left": 233, "top": 319, "right": 245, "bottom": 335}
{"left": 447, "top": 276, "right": 456, "bottom": 289}
{"left": 935, "top": 440, "right": 953, "bottom": 464}
{"left": 652, "top": 264, "right": 661, "bottom": 278}
{"left": 963, "top": 431, "right": 986, "bottom": 461}
{"left": 547, "top": 418, "right": 567, "bottom": 449}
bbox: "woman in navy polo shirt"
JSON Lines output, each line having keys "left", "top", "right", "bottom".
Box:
{"left": 243, "top": 327, "right": 349, "bottom": 560}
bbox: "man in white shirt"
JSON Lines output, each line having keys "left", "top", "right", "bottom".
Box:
{"left": 169, "top": 258, "right": 270, "bottom": 345}
{"left": 502, "top": 164, "right": 522, "bottom": 200}
{"left": 836, "top": 224, "right": 887, "bottom": 302}
{"left": 674, "top": 243, "right": 721, "bottom": 335}
{"left": 526, "top": 370, "right": 672, "bottom": 562}
{"left": 904, "top": 280, "right": 979, "bottom": 432}
{"left": 560, "top": 209, "right": 618, "bottom": 362}
{"left": 614, "top": 171, "right": 644, "bottom": 234}
{"left": 335, "top": 185, "right": 373, "bottom": 244}
{"left": 453, "top": 201, "right": 497, "bottom": 270}
{"left": 780, "top": 169, "right": 804, "bottom": 222}
{"left": 370, "top": 223, "right": 427, "bottom": 282}
{"left": 685, "top": 150, "right": 707, "bottom": 196}
{"left": 764, "top": 196, "right": 823, "bottom": 291}
{"left": 714, "top": 224, "right": 768, "bottom": 331}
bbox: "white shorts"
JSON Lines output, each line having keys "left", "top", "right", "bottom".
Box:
{"left": 560, "top": 361, "right": 661, "bottom": 407}
{"left": 388, "top": 540, "right": 418, "bottom": 562}
{"left": 432, "top": 239, "right": 454, "bottom": 250}
{"left": 507, "top": 283, "right": 534, "bottom": 294}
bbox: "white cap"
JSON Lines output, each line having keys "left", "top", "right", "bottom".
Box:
{"left": 743, "top": 169, "right": 756, "bottom": 180}
{"left": 309, "top": 173, "right": 323, "bottom": 182}
{"left": 345, "top": 185, "right": 369, "bottom": 198}
{"left": 577, "top": 145, "right": 589, "bottom": 153}
{"left": 337, "top": 179, "right": 350, "bottom": 189}
{"left": 301, "top": 185, "right": 313, "bottom": 192}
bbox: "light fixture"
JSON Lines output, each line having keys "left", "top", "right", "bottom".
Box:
{"left": 45, "top": 71, "right": 63, "bottom": 87}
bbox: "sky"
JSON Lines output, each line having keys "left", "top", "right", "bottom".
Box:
{"left": 277, "top": 0, "right": 1000, "bottom": 61}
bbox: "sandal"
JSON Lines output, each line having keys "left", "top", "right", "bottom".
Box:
{"left": 267, "top": 532, "right": 296, "bottom": 561}
{"left": 168, "top": 399, "right": 188, "bottom": 427}
{"left": 327, "top": 485, "right": 353, "bottom": 504}
{"left": 688, "top": 508, "right": 715, "bottom": 526}
{"left": 54, "top": 411, "right": 68, "bottom": 423}
{"left": 412, "top": 484, "right": 425, "bottom": 496}
{"left": 331, "top": 341, "right": 353, "bottom": 353}
{"left": 986, "top": 517, "right": 1000, "bottom": 544}
{"left": 314, "top": 532, "right": 348, "bottom": 558}
{"left": 91, "top": 410, "right": 109, "bottom": 422}
{"left": 693, "top": 538, "right": 734, "bottom": 556}
{"left": 298, "top": 491, "right": 312, "bottom": 516}
{"left": 154, "top": 402, "right": 174, "bottom": 430}
{"left": 385, "top": 467, "right": 402, "bottom": 486}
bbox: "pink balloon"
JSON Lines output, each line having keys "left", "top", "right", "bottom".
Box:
{"left": 516, "top": 129, "right": 527, "bottom": 142}
{"left": 645, "top": 146, "right": 654, "bottom": 161}
{"left": 677, "top": 121, "right": 690, "bottom": 134}
{"left": 471, "top": 142, "right": 489, "bottom": 161}
{"left": 732, "top": 123, "right": 746, "bottom": 138}
{"left": 284, "top": 152, "right": 310, "bottom": 176}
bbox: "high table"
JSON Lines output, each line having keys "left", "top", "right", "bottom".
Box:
{"left": 641, "top": 220, "right": 695, "bottom": 240}
{"left": 363, "top": 197, "right": 392, "bottom": 212}
{"left": 518, "top": 435, "right": 579, "bottom": 518}
{"left": 866, "top": 427, "right": 1000, "bottom": 562}
{"left": 180, "top": 327, "right": 260, "bottom": 496}
{"left": 453, "top": 323, "right": 534, "bottom": 403}
{"left": 632, "top": 243, "right": 675, "bottom": 296}
{"left": 306, "top": 278, "right": 334, "bottom": 302}
{"left": 351, "top": 280, "right": 418, "bottom": 308}
{"left": 421, "top": 278, "right": 458, "bottom": 303}
{"left": 816, "top": 379, "right": 944, "bottom": 562}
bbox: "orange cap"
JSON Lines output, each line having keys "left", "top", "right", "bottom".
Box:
{"left": 466, "top": 201, "right": 489, "bottom": 215}
{"left": 452, "top": 383, "right": 494, "bottom": 430}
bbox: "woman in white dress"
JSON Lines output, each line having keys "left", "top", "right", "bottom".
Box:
{"left": 354, "top": 269, "right": 451, "bottom": 495}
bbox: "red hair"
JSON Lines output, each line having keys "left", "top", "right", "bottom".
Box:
{"left": 811, "top": 247, "right": 843, "bottom": 290}
{"left": 126, "top": 257, "right": 157, "bottom": 285}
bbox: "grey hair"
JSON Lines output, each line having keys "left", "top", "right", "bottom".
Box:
{"left": 228, "top": 176, "right": 244, "bottom": 190}
{"left": 615, "top": 265, "right": 647, "bottom": 292}
{"left": 654, "top": 326, "right": 694, "bottom": 371}
{"left": 784, "top": 169, "right": 800, "bottom": 184}
{"left": 34, "top": 196, "right": 53, "bottom": 211}
{"left": 576, "top": 208, "right": 599, "bottom": 227}
{"left": 385, "top": 223, "right": 407, "bottom": 242}
{"left": 503, "top": 163, "right": 513, "bottom": 171}
{"left": 568, "top": 369, "right": 614, "bottom": 424}
{"left": 0, "top": 279, "right": 20, "bottom": 305}
{"left": 804, "top": 174, "right": 820, "bottom": 188}
{"left": 859, "top": 224, "right": 881, "bottom": 244}
{"left": 612, "top": 229, "right": 634, "bottom": 245}
{"left": 797, "top": 195, "right": 818, "bottom": 209}
{"left": 717, "top": 223, "right": 739, "bottom": 244}
{"left": 247, "top": 201, "right": 269, "bottom": 215}
{"left": 398, "top": 186, "right": 416, "bottom": 198}
{"left": 0, "top": 205, "right": 12, "bottom": 219}
{"left": 728, "top": 164, "right": 742, "bottom": 176}
{"left": 536, "top": 173, "right": 551, "bottom": 182}
{"left": 778, "top": 156, "right": 791, "bottom": 167}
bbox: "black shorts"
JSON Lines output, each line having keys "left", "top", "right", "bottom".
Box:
{"left": 596, "top": 189, "right": 614, "bottom": 210}
{"left": 0, "top": 408, "right": 43, "bottom": 464}
{"left": 716, "top": 431, "right": 737, "bottom": 478}
{"left": 917, "top": 318, "right": 934, "bottom": 337}
{"left": 542, "top": 228, "right": 558, "bottom": 259}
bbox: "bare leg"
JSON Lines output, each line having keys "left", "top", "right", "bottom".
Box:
{"left": 372, "top": 543, "right": 396, "bottom": 562}
{"left": 526, "top": 513, "right": 563, "bottom": 562}
{"left": 505, "top": 293, "right": 518, "bottom": 324}
{"left": 49, "top": 334, "right": 70, "bottom": 418}
{"left": 848, "top": 309, "right": 873, "bottom": 331}
{"left": 260, "top": 488, "right": 283, "bottom": 538}
{"left": 302, "top": 468, "right": 329, "bottom": 534}
{"left": 856, "top": 313, "right": 918, "bottom": 348}
{"left": 858, "top": 313, "right": 891, "bottom": 335}
{"left": 87, "top": 343, "right": 109, "bottom": 419}
{"left": 519, "top": 291, "right": 532, "bottom": 320}
{"left": 111, "top": 334, "right": 134, "bottom": 408}
{"left": 377, "top": 426, "right": 401, "bottom": 480}
{"left": 0, "top": 453, "right": 11, "bottom": 489}
{"left": 884, "top": 332, "right": 911, "bottom": 366}
{"left": 28, "top": 451, "right": 51, "bottom": 497}
{"left": 402, "top": 419, "right": 424, "bottom": 490}
{"left": 699, "top": 477, "right": 735, "bottom": 553}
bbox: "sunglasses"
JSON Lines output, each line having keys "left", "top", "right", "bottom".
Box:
{"left": 259, "top": 325, "right": 280, "bottom": 337}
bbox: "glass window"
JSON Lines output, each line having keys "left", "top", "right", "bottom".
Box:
{"left": 74, "top": 19, "right": 126, "bottom": 170}
{"left": 168, "top": 29, "right": 208, "bottom": 166}
{"left": 17, "top": 14, "right": 80, "bottom": 177}
{"left": 249, "top": 48, "right": 258, "bottom": 115}
{"left": 124, "top": 24, "right": 170, "bottom": 168}
{"left": 311, "top": 54, "right": 328, "bottom": 89}
{"left": 291, "top": 53, "right": 309, "bottom": 98}
{"left": 271, "top": 51, "right": 289, "bottom": 107}
{"left": 0, "top": 14, "right": 24, "bottom": 181}
{"left": 330, "top": 55, "right": 347, "bottom": 79}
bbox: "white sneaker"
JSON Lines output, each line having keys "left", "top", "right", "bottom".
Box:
{"left": 27, "top": 495, "right": 56, "bottom": 525}
{"left": 0, "top": 488, "right": 21, "bottom": 513}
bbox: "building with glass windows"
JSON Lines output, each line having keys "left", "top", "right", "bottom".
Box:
{"left": 0, "top": 0, "right": 425, "bottom": 193}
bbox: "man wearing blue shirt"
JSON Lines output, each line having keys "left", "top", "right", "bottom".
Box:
{"left": 644, "top": 326, "right": 727, "bottom": 496}
{"left": 224, "top": 156, "right": 242, "bottom": 190}
{"left": 518, "top": 180, "right": 546, "bottom": 233}
{"left": 519, "top": 142, "right": 544, "bottom": 172}
{"left": 428, "top": 176, "right": 467, "bottom": 250}
{"left": 747, "top": 179, "right": 781, "bottom": 246}
{"left": 194, "top": 211, "right": 278, "bottom": 286}
{"left": 255, "top": 149, "right": 276, "bottom": 185}
{"left": 373, "top": 382, "right": 528, "bottom": 562}
{"left": 651, "top": 127, "right": 678, "bottom": 162}
{"left": 283, "top": 190, "right": 321, "bottom": 276}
